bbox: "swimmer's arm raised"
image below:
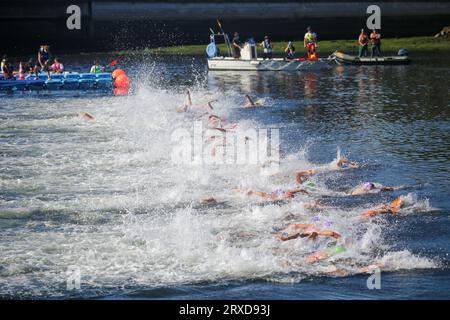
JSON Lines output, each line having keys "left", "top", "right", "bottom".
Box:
{"left": 176, "top": 105, "right": 188, "bottom": 113}
{"left": 288, "top": 188, "right": 308, "bottom": 195}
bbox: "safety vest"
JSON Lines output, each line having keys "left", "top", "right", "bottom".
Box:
{"left": 370, "top": 33, "right": 381, "bottom": 44}
{"left": 305, "top": 32, "right": 315, "bottom": 43}
{"left": 359, "top": 33, "right": 368, "bottom": 45}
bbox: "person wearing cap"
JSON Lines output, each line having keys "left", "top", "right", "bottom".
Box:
{"left": 240, "top": 186, "right": 308, "bottom": 201}
{"left": 360, "top": 196, "right": 405, "bottom": 218}
{"left": 232, "top": 32, "right": 243, "bottom": 59}
{"left": 358, "top": 29, "right": 369, "bottom": 57}
{"left": 350, "top": 182, "right": 400, "bottom": 195}
{"left": 370, "top": 29, "right": 382, "bottom": 57}
{"left": 260, "top": 35, "right": 273, "bottom": 60}
{"left": 284, "top": 41, "right": 296, "bottom": 60}
{"left": 275, "top": 223, "right": 341, "bottom": 242}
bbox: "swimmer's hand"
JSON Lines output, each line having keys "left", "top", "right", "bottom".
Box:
{"left": 331, "top": 232, "right": 341, "bottom": 239}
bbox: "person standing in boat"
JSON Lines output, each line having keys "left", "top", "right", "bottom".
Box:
{"left": 370, "top": 29, "right": 382, "bottom": 57}
{"left": 232, "top": 32, "right": 243, "bottom": 59}
{"left": 358, "top": 29, "right": 369, "bottom": 57}
{"left": 260, "top": 35, "right": 273, "bottom": 60}
{"left": 285, "top": 41, "right": 296, "bottom": 60}
{"left": 304, "top": 27, "right": 318, "bottom": 59}
{"left": 36, "top": 45, "right": 52, "bottom": 79}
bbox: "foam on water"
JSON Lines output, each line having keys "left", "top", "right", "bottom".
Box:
{"left": 0, "top": 71, "right": 440, "bottom": 298}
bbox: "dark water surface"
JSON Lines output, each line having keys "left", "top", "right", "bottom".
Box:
{"left": 0, "top": 53, "right": 449, "bottom": 299}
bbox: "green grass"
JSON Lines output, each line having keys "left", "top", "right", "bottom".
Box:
{"left": 117, "top": 36, "right": 450, "bottom": 56}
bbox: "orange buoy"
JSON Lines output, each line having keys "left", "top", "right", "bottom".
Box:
{"left": 111, "top": 69, "right": 126, "bottom": 79}
{"left": 114, "top": 74, "right": 130, "bottom": 88}
{"left": 113, "top": 73, "right": 130, "bottom": 96}
{"left": 114, "top": 87, "right": 129, "bottom": 96}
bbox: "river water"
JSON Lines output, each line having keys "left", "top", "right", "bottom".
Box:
{"left": 0, "top": 54, "right": 449, "bottom": 299}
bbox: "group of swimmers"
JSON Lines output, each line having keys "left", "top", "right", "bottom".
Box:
{"left": 176, "top": 90, "right": 415, "bottom": 274}
{"left": 245, "top": 158, "right": 407, "bottom": 270}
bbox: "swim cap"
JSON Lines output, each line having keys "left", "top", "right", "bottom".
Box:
{"left": 364, "top": 182, "right": 375, "bottom": 190}
{"left": 334, "top": 245, "right": 346, "bottom": 254}
{"left": 306, "top": 181, "right": 315, "bottom": 187}
{"left": 284, "top": 191, "right": 294, "bottom": 199}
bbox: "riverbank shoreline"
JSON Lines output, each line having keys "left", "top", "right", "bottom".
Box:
{"left": 105, "top": 36, "right": 450, "bottom": 57}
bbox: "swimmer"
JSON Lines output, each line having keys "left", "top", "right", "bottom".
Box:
{"left": 336, "top": 157, "right": 359, "bottom": 169}
{"left": 322, "top": 263, "right": 384, "bottom": 277}
{"left": 350, "top": 182, "right": 400, "bottom": 195}
{"left": 243, "top": 95, "right": 262, "bottom": 108}
{"left": 200, "top": 197, "right": 218, "bottom": 205}
{"left": 357, "top": 263, "right": 384, "bottom": 274}
{"left": 294, "top": 158, "right": 358, "bottom": 184}
{"left": 207, "top": 114, "right": 238, "bottom": 131}
{"left": 207, "top": 114, "right": 222, "bottom": 128}
{"left": 275, "top": 223, "right": 341, "bottom": 241}
{"left": 295, "top": 169, "right": 318, "bottom": 184}
{"left": 306, "top": 244, "right": 347, "bottom": 263}
{"left": 176, "top": 90, "right": 217, "bottom": 113}
{"left": 360, "top": 196, "right": 404, "bottom": 218}
{"left": 242, "top": 187, "right": 308, "bottom": 201}
{"left": 77, "top": 112, "right": 95, "bottom": 121}
{"left": 303, "top": 199, "right": 329, "bottom": 210}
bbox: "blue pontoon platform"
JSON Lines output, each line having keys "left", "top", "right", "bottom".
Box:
{"left": 0, "top": 73, "right": 113, "bottom": 93}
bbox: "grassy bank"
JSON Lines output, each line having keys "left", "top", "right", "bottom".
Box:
{"left": 119, "top": 36, "right": 450, "bottom": 56}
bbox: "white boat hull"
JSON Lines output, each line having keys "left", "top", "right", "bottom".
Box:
{"left": 207, "top": 57, "right": 332, "bottom": 71}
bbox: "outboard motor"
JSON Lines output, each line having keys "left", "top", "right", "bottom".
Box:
{"left": 247, "top": 37, "right": 257, "bottom": 59}
{"left": 241, "top": 37, "right": 257, "bottom": 60}
{"left": 398, "top": 48, "right": 409, "bottom": 56}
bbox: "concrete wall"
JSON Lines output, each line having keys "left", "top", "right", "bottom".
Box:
{"left": 0, "top": 1, "right": 449, "bottom": 54}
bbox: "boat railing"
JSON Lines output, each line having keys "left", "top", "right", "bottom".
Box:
{"left": 208, "top": 29, "right": 232, "bottom": 58}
